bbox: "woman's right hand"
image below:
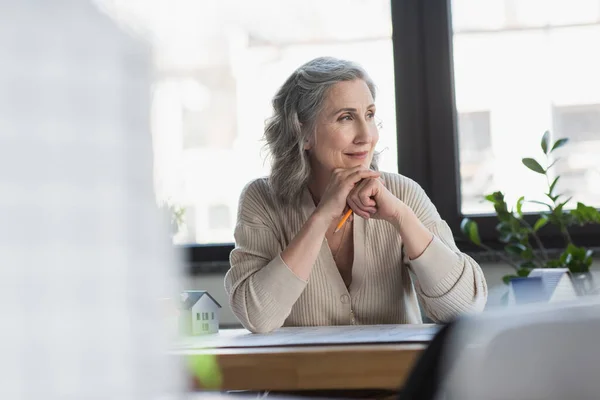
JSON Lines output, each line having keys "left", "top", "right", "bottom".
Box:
{"left": 314, "top": 167, "right": 381, "bottom": 223}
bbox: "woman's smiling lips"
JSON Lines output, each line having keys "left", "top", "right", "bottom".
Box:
{"left": 344, "top": 151, "right": 369, "bottom": 159}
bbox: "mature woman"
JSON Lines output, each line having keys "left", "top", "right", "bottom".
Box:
{"left": 225, "top": 57, "right": 487, "bottom": 333}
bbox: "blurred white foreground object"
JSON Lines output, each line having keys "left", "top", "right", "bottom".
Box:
{"left": 0, "top": 1, "right": 184, "bottom": 398}
{"left": 443, "top": 299, "right": 600, "bottom": 400}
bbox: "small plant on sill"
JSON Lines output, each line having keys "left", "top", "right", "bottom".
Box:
{"left": 460, "top": 131, "right": 600, "bottom": 284}
{"left": 159, "top": 201, "right": 186, "bottom": 236}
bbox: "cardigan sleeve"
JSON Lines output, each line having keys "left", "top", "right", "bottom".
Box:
{"left": 224, "top": 180, "right": 307, "bottom": 333}
{"left": 386, "top": 173, "right": 488, "bottom": 322}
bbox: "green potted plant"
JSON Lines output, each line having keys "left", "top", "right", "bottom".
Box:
{"left": 159, "top": 201, "right": 186, "bottom": 236}
{"left": 460, "top": 131, "right": 600, "bottom": 290}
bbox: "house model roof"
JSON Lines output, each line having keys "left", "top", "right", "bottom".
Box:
{"left": 528, "top": 268, "right": 572, "bottom": 300}
{"left": 510, "top": 268, "right": 578, "bottom": 304}
{"left": 180, "top": 290, "right": 222, "bottom": 310}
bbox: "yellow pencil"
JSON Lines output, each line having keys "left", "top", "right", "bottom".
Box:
{"left": 334, "top": 208, "right": 353, "bottom": 233}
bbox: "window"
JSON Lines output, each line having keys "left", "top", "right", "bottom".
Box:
{"left": 196, "top": 313, "right": 200, "bottom": 321}
{"left": 452, "top": 0, "right": 600, "bottom": 31}
{"left": 511, "top": 0, "right": 600, "bottom": 27}
{"left": 211, "top": 312, "right": 215, "bottom": 320}
{"left": 202, "top": 323, "right": 209, "bottom": 332}
{"left": 102, "top": 0, "right": 397, "bottom": 246}
{"left": 458, "top": 112, "right": 495, "bottom": 214}
{"left": 202, "top": 312, "right": 209, "bottom": 321}
{"left": 96, "top": 0, "right": 598, "bottom": 265}
{"left": 553, "top": 104, "right": 600, "bottom": 143}
{"left": 452, "top": 0, "right": 600, "bottom": 215}
{"left": 551, "top": 104, "right": 600, "bottom": 205}
{"left": 452, "top": 0, "right": 506, "bottom": 32}
{"left": 208, "top": 204, "right": 232, "bottom": 231}
{"left": 395, "top": 0, "right": 599, "bottom": 250}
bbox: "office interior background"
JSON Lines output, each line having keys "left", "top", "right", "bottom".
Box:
{"left": 101, "top": 0, "right": 600, "bottom": 245}
{"left": 29, "top": 0, "right": 600, "bottom": 326}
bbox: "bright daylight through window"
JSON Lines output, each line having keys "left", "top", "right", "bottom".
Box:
{"left": 453, "top": 0, "right": 600, "bottom": 215}
{"left": 102, "top": 0, "right": 396, "bottom": 245}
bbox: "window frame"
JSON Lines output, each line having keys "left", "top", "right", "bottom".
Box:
{"left": 393, "top": 0, "right": 600, "bottom": 253}
{"left": 185, "top": 0, "right": 600, "bottom": 272}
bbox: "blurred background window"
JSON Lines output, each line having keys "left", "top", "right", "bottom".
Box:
{"left": 452, "top": 0, "right": 600, "bottom": 215}
{"left": 101, "top": 0, "right": 396, "bottom": 245}
{"left": 97, "top": 0, "right": 600, "bottom": 248}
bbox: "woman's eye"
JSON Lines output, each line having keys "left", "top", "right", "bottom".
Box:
{"left": 367, "top": 112, "right": 375, "bottom": 119}
{"left": 339, "top": 115, "right": 352, "bottom": 121}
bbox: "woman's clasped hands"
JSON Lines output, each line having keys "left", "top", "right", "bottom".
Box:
{"left": 315, "top": 166, "right": 406, "bottom": 224}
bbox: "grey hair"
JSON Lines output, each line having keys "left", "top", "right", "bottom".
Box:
{"left": 264, "top": 56, "right": 379, "bottom": 206}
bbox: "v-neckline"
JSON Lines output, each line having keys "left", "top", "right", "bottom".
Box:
{"left": 300, "top": 187, "right": 367, "bottom": 297}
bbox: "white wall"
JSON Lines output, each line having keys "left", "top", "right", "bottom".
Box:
{"left": 186, "top": 262, "right": 521, "bottom": 327}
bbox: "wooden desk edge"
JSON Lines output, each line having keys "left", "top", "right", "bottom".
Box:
{"left": 174, "top": 343, "right": 427, "bottom": 391}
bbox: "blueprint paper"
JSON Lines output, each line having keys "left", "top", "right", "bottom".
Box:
{"left": 177, "top": 324, "right": 440, "bottom": 349}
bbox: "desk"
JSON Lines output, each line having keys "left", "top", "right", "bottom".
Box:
{"left": 172, "top": 326, "right": 433, "bottom": 391}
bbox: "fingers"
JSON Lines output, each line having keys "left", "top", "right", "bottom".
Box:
{"left": 347, "top": 198, "right": 375, "bottom": 219}
{"left": 348, "top": 178, "right": 380, "bottom": 219}
{"left": 330, "top": 167, "right": 380, "bottom": 200}
{"left": 357, "top": 179, "right": 377, "bottom": 206}
{"left": 324, "top": 167, "right": 381, "bottom": 220}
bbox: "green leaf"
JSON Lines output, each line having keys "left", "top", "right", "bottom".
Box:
{"left": 522, "top": 158, "right": 546, "bottom": 174}
{"left": 559, "top": 247, "right": 574, "bottom": 265}
{"left": 505, "top": 243, "right": 527, "bottom": 255}
{"left": 460, "top": 218, "right": 481, "bottom": 246}
{"left": 557, "top": 196, "right": 573, "bottom": 210}
{"left": 495, "top": 221, "right": 511, "bottom": 233}
{"left": 545, "top": 259, "right": 563, "bottom": 268}
{"left": 518, "top": 268, "right": 532, "bottom": 277}
{"left": 484, "top": 191, "right": 506, "bottom": 205}
{"left": 519, "top": 261, "right": 537, "bottom": 270}
{"left": 548, "top": 176, "right": 560, "bottom": 195}
{"left": 533, "top": 214, "right": 549, "bottom": 231}
{"left": 502, "top": 274, "right": 519, "bottom": 285}
{"left": 516, "top": 196, "right": 525, "bottom": 217}
{"left": 570, "top": 202, "right": 600, "bottom": 224}
{"left": 484, "top": 194, "right": 496, "bottom": 203}
{"left": 565, "top": 244, "right": 586, "bottom": 259}
{"left": 550, "top": 138, "right": 569, "bottom": 152}
{"left": 541, "top": 130, "right": 550, "bottom": 154}
{"left": 564, "top": 253, "right": 573, "bottom": 265}
{"left": 565, "top": 243, "right": 577, "bottom": 253}
{"left": 583, "top": 250, "right": 594, "bottom": 269}
{"left": 522, "top": 246, "right": 534, "bottom": 260}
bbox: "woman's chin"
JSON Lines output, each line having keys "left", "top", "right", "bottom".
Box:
{"left": 354, "top": 159, "right": 372, "bottom": 169}
{"left": 344, "top": 159, "right": 371, "bottom": 169}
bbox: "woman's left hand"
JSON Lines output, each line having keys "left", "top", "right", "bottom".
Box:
{"left": 346, "top": 177, "right": 406, "bottom": 222}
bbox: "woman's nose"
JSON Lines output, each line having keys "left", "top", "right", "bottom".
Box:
{"left": 354, "top": 119, "right": 375, "bottom": 143}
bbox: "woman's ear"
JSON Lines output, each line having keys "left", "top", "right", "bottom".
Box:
{"left": 303, "top": 137, "right": 313, "bottom": 151}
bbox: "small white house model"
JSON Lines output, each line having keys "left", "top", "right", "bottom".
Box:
{"left": 179, "top": 290, "right": 221, "bottom": 335}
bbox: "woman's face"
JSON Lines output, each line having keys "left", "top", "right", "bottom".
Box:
{"left": 305, "top": 79, "right": 379, "bottom": 174}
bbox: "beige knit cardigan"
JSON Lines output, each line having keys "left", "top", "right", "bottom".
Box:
{"left": 225, "top": 172, "right": 487, "bottom": 333}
